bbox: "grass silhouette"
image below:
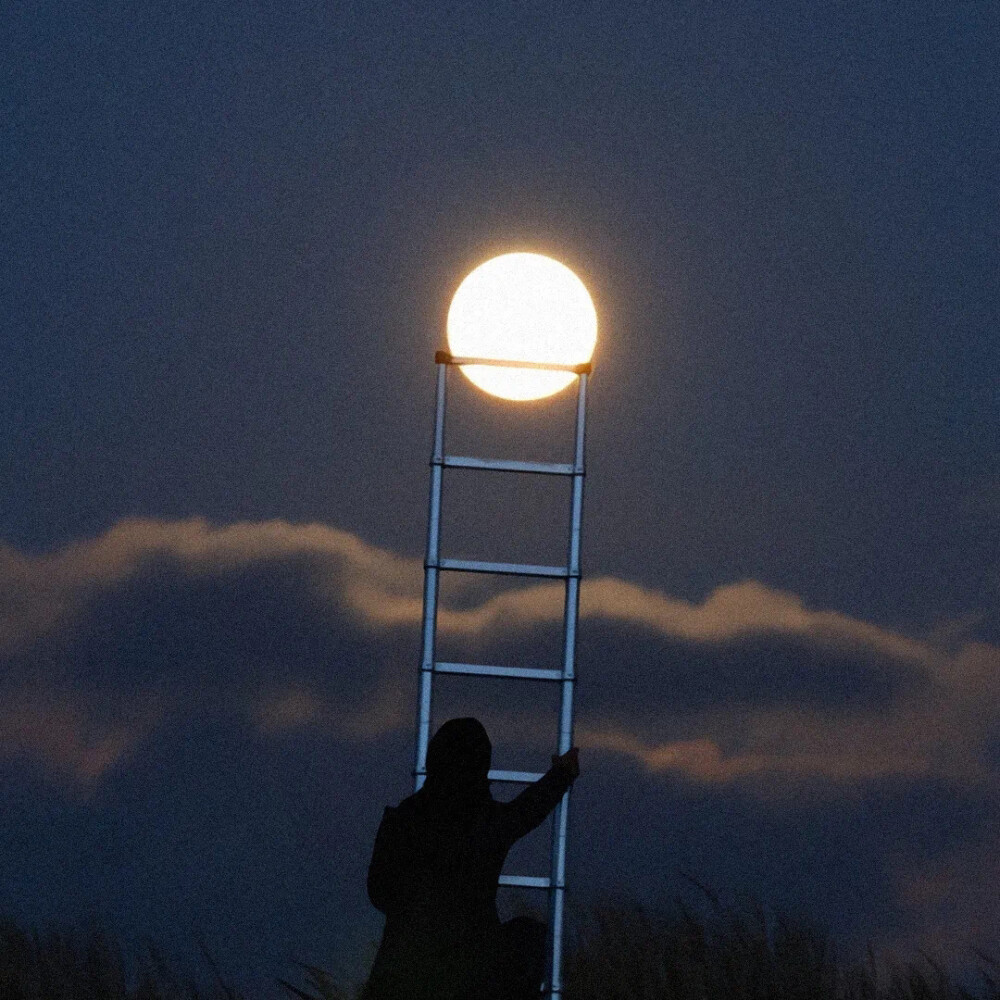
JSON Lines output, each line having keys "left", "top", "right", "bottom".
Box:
{"left": 0, "top": 920, "right": 247, "bottom": 1000}
{"left": 2, "top": 894, "right": 996, "bottom": 1000}
{"left": 560, "top": 889, "right": 999, "bottom": 1000}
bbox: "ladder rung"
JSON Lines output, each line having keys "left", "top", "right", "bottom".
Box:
{"left": 437, "top": 558, "right": 571, "bottom": 578}
{"left": 489, "top": 769, "right": 545, "bottom": 783}
{"left": 436, "top": 350, "right": 592, "bottom": 374}
{"left": 499, "top": 875, "right": 552, "bottom": 889}
{"left": 436, "top": 662, "right": 564, "bottom": 682}
{"left": 441, "top": 455, "right": 576, "bottom": 476}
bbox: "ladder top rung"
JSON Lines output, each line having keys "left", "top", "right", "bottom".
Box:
{"left": 436, "top": 350, "right": 592, "bottom": 375}
{"left": 435, "top": 558, "right": 573, "bottom": 579}
{"left": 440, "top": 455, "right": 578, "bottom": 476}
{"left": 498, "top": 875, "right": 552, "bottom": 889}
{"left": 436, "top": 662, "right": 565, "bottom": 682}
{"left": 413, "top": 768, "right": 556, "bottom": 787}
{"left": 489, "top": 769, "right": 546, "bottom": 783}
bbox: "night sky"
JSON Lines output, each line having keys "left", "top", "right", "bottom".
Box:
{"left": 3, "top": 1, "right": 998, "bottom": 992}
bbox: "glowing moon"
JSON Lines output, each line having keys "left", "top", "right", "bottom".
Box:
{"left": 447, "top": 252, "right": 597, "bottom": 400}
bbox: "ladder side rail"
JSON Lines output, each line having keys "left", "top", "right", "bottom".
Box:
{"left": 414, "top": 361, "right": 448, "bottom": 792}
{"left": 547, "top": 371, "right": 588, "bottom": 1000}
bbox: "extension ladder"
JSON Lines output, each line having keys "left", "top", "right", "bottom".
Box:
{"left": 413, "top": 350, "right": 591, "bottom": 1000}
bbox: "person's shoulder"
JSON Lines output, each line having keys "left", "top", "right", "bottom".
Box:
{"left": 373, "top": 797, "right": 411, "bottom": 835}
{"left": 392, "top": 788, "right": 428, "bottom": 819}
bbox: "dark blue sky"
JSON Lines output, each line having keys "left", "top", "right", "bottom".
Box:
{"left": 2, "top": 1, "right": 998, "bottom": 993}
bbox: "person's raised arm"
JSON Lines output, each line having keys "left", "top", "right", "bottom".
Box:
{"left": 500, "top": 748, "right": 580, "bottom": 845}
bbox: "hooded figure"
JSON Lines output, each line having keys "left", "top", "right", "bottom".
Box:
{"left": 364, "top": 718, "right": 579, "bottom": 1000}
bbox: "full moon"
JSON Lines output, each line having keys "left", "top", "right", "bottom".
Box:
{"left": 447, "top": 252, "right": 597, "bottom": 401}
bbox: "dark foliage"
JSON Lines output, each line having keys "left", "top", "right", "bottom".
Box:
{"left": 2, "top": 897, "right": 996, "bottom": 1000}
{"left": 562, "top": 893, "right": 999, "bottom": 1000}
{"left": 0, "top": 920, "right": 245, "bottom": 1000}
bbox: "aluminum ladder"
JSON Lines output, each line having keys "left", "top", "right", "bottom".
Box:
{"left": 413, "top": 350, "right": 590, "bottom": 1000}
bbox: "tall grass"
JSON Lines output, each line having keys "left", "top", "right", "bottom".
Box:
{"left": 563, "top": 892, "right": 999, "bottom": 1000}
{"left": 0, "top": 920, "right": 246, "bottom": 1000}
{"left": 1, "top": 897, "right": 995, "bottom": 1000}
{"left": 278, "top": 891, "right": 1000, "bottom": 1000}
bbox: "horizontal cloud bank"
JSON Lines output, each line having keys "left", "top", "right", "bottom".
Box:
{"left": 1, "top": 517, "right": 997, "bottom": 796}
{"left": 2, "top": 517, "right": 999, "bottom": 967}
{"left": 0, "top": 518, "right": 952, "bottom": 659}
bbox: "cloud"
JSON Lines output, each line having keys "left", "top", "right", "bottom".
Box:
{"left": 0, "top": 519, "right": 425, "bottom": 783}
{"left": 0, "top": 518, "right": 421, "bottom": 653}
{"left": 0, "top": 691, "right": 155, "bottom": 786}
{"left": 576, "top": 637, "right": 1000, "bottom": 788}
{"left": 2, "top": 519, "right": 999, "bottom": 973}
{"left": 577, "top": 709, "right": 962, "bottom": 786}
{"left": 0, "top": 517, "right": 997, "bottom": 794}
{"left": 0, "top": 517, "right": 947, "bottom": 663}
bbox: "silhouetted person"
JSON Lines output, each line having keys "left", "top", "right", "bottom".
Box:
{"left": 364, "top": 717, "right": 580, "bottom": 1000}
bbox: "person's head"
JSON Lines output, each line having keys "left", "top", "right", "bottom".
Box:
{"left": 425, "top": 717, "right": 492, "bottom": 797}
